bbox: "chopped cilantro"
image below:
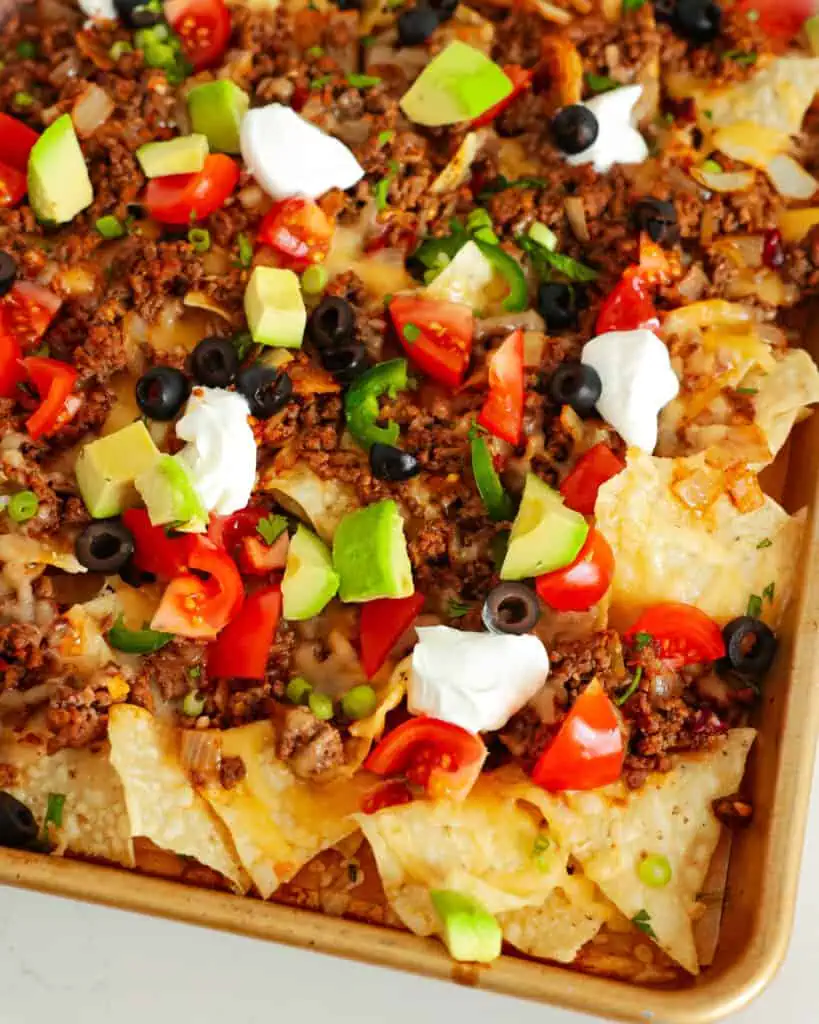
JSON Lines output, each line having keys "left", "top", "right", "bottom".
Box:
{"left": 447, "top": 598, "right": 473, "bottom": 618}
{"left": 361, "top": 34, "right": 376, "bottom": 47}
{"left": 478, "top": 175, "right": 548, "bottom": 199}
{"left": 257, "top": 514, "right": 288, "bottom": 545}
{"left": 402, "top": 322, "right": 421, "bottom": 344}
{"left": 704, "top": 109, "right": 714, "bottom": 121}
{"left": 311, "top": 74, "right": 333, "bottom": 90}
{"left": 16, "top": 40, "right": 37, "bottom": 58}
{"left": 722, "top": 49, "right": 758, "bottom": 66}
{"left": 585, "top": 72, "right": 619, "bottom": 94}
{"left": 622, "top": 0, "right": 647, "bottom": 8}
{"left": 634, "top": 632, "right": 653, "bottom": 651}
{"left": 735, "top": 386, "right": 758, "bottom": 395}
{"left": 756, "top": 538, "right": 772, "bottom": 549}
{"left": 377, "top": 129, "right": 394, "bottom": 147}
{"left": 747, "top": 593, "right": 763, "bottom": 618}
{"left": 520, "top": 235, "right": 599, "bottom": 282}
{"left": 763, "top": 581, "right": 775, "bottom": 603}
{"left": 188, "top": 665, "right": 202, "bottom": 679}
{"left": 631, "top": 909, "right": 657, "bottom": 939}
{"left": 616, "top": 666, "right": 643, "bottom": 706}
{"left": 306, "top": 45, "right": 324, "bottom": 58}
{"left": 232, "top": 331, "right": 255, "bottom": 362}
{"left": 373, "top": 175, "right": 391, "bottom": 210}
{"left": 347, "top": 73, "right": 381, "bottom": 89}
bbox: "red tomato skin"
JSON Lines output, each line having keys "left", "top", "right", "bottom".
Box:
{"left": 536, "top": 528, "right": 614, "bottom": 612}
{"left": 532, "top": 680, "right": 624, "bottom": 792}
{"left": 3, "top": 282, "right": 62, "bottom": 349}
{"left": 596, "top": 269, "right": 659, "bottom": 335}
{"left": 166, "top": 0, "right": 231, "bottom": 70}
{"left": 736, "top": 0, "right": 812, "bottom": 38}
{"left": 144, "top": 155, "right": 239, "bottom": 225}
{"left": 21, "top": 357, "right": 79, "bottom": 440}
{"left": 123, "top": 509, "right": 196, "bottom": 578}
{"left": 0, "top": 159, "right": 27, "bottom": 208}
{"left": 151, "top": 538, "right": 244, "bottom": 639}
{"left": 471, "top": 66, "right": 531, "bottom": 128}
{"left": 257, "top": 198, "right": 333, "bottom": 272}
{"left": 477, "top": 329, "right": 524, "bottom": 446}
{"left": 0, "top": 114, "right": 38, "bottom": 170}
{"left": 389, "top": 296, "right": 474, "bottom": 389}
{"left": 359, "top": 592, "right": 425, "bottom": 679}
{"left": 560, "top": 443, "right": 626, "bottom": 516}
{"left": 0, "top": 329, "right": 22, "bottom": 399}
{"left": 208, "top": 585, "right": 282, "bottom": 679}
{"left": 360, "top": 780, "right": 414, "bottom": 815}
{"left": 624, "top": 602, "right": 725, "bottom": 666}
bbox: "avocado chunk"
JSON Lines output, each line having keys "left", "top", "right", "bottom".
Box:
{"left": 27, "top": 114, "right": 93, "bottom": 225}
{"left": 136, "top": 135, "right": 209, "bottom": 178}
{"left": 135, "top": 454, "right": 207, "bottom": 533}
{"left": 332, "top": 499, "right": 413, "bottom": 603}
{"left": 75, "top": 421, "right": 160, "bottom": 519}
{"left": 244, "top": 266, "right": 306, "bottom": 348}
{"left": 282, "top": 525, "right": 340, "bottom": 620}
{"left": 430, "top": 890, "right": 502, "bottom": 964}
{"left": 501, "top": 473, "right": 588, "bottom": 581}
{"left": 399, "top": 42, "right": 513, "bottom": 128}
{"left": 187, "top": 80, "right": 249, "bottom": 154}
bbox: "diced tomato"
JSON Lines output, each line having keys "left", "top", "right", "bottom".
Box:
{"left": 0, "top": 330, "right": 22, "bottom": 399}
{"left": 638, "top": 234, "right": 673, "bottom": 285}
{"left": 477, "top": 329, "right": 524, "bottom": 447}
{"left": 359, "top": 592, "right": 425, "bottom": 679}
{"left": 531, "top": 680, "right": 624, "bottom": 792}
{"left": 151, "top": 537, "right": 244, "bottom": 639}
{"left": 471, "top": 65, "right": 532, "bottom": 129}
{"left": 21, "top": 357, "right": 80, "bottom": 441}
{"left": 122, "top": 508, "right": 197, "bottom": 579}
{"left": 596, "top": 268, "right": 659, "bottom": 335}
{"left": 209, "top": 507, "right": 290, "bottom": 575}
{"left": 360, "top": 779, "right": 414, "bottom": 815}
{"left": 165, "top": 0, "right": 231, "bottom": 70}
{"left": 624, "top": 602, "right": 725, "bottom": 667}
{"left": 0, "top": 160, "right": 26, "bottom": 208}
{"left": 536, "top": 528, "right": 614, "bottom": 613}
{"left": 257, "top": 198, "right": 333, "bottom": 272}
{"left": 365, "top": 717, "right": 487, "bottom": 801}
{"left": 389, "top": 296, "right": 474, "bottom": 389}
{"left": 0, "top": 114, "right": 38, "bottom": 171}
{"left": 2, "top": 282, "right": 62, "bottom": 349}
{"left": 560, "top": 443, "right": 625, "bottom": 516}
{"left": 736, "top": 0, "right": 813, "bottom": 38}
{"left": 144, "top": 154, "right": 239, "bottom": 225}
{"left": 208, "top": 584, "right": 281, "bottom": 679}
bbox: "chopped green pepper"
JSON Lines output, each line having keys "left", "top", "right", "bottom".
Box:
{"left": 108, "top": 615, "right": 173, "bottom": 654}
{"left": 474, "top": 240, "right": 528, "bottom": 312}
{"left": 344, "top": 358, "right": 409, "bottom": 450}
{"left": 471, "top": 436, "right": 514, "bottom": 522}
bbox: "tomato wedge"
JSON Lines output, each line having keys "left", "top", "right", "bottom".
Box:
{"left": 477, "top": 329, "right": 524, "bottom": 447}
{"left": 360, "top": 779, "right": 414, "bottom": 815}
{"left": 3, "top": 282, "right": 62, "bottom": 349}
{"left": 536, "top": 528, "right": 614, "bottom": 613}
{"left": 209, "top": 508, "right": 289, "bottom": 575}
{"left": 359, "top": 592, "right": 425, "bottom": 679}
{"left": 560, "top": 443, "right": 625, "bottom": 516}
{"left": 122, "top": 508, "right": 196, "bottom": 578}
{"left": 531, "top": 680, "right": 624, "bottom": 792}
{"left": 624, "top": 602, "right": 725, "bottom": 667}
{"left": 389, "top": 296, "right": 474, "bottom": 389}
{"left": 144, "top": 154, "right": 239, "bottom": 225}
{"left": 736, "top": 0, "right": 811, "bottom": 38}
{"left": 151, "top": 537, "right": 244, "bottom": 639}
{"left": 365, "top": 717, "right": 487, "bottom": 801}
{"left": 208, "top": 584, "right": 281, "bottom": 679}
{"left": 0, "top": 159, "right": 26, "bottom": 208}
{"left": 21, "top": 357, "right": 80, "bottom": 441}
{"left": 257, "top": 198, "right": 334, "bottom": 272}
{"left": 471, "top": 65, "right": 532, "bottom": 129}
{"left": 166, "top": 0, "right": 231, "bottom": 70}
{"left": 0, "top": 114, "right": 38, "bottom": 171}
{"left": 596, "top": 267, "right": 659, "bottom": 335}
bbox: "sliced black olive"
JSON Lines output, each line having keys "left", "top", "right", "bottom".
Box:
{"left": 0, "top": 251, "right": 17, "bottom": 298}
{"left": 722, "top": 616, "right": 777, "bottom": 681}
{"left": 398, "top": 5, "right": 441, "bottom": 45}
{"left": 190, "top": 336, "right": 239, "bottom": 388}
{"left": 537, "top": 282, "right": 581, "bottom": 331}
{"left": 655, "top": 0, "right": 722, "bottom": 43}
{"left": 633, "top": 198, "right": 678, "bottom": 246}
{"left": 236, "top": 365, "right": 293, "bottom": 419}
{"left": 482, "top": 583, "right": 540, "bottom": 636}
{"left": 307, "top": 296, "right": 355, "bottom": 351}
{"left": 75, "top": 520, "right": 135, "bottom": 574}
{"left": 551, "top": 105, "right": 599, "bottom": 155}
{"left": 135, "top": 366, "right": 190, "bottom": 421}
{"left": 548, "top": 362, "right": 602, "bottom": 417}
{"left": 370, "top": 443, "right": 420, "bottom": 482}
{"left": 321, "top": 342, "right": 369, "bottom": 384}
{"left": 0, "top": 792, "right": 38, "bottom": 850}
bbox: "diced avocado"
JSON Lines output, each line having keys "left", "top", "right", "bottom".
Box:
{"left": 75, "top": 421, "right": 160, "bottom": 519}
{"left": 187, "top": 80, "right": 249, "bottom": 154}
{"left": 399, "top": 42, "right": 513, "bottom": 128}
{"left": 282, "top": 525, "right": 340, "bottom": 620}
{"left": 500, "top": 472, "right": 588, "bottom": 581}
{"left": 425, "top": 240, "right": 497, "bottom": 310}
{"left": 244, "top": 266, "right": 306, "bottom": 349}
{"left": 430, "top": 890, "right": 502, "bottom": 964}
{"left": 136, "top": 134, "right": 209, "bottom": 178}
{"left": 806, "top": 15, "right": 819, "bottom": 57}
{"left": 332, "top": 499, "right": 413, "bottom": 603}
{"left": 135, "top": 454, "right": 206, "bottom": 533}
{"left": 27, "top": 114, "right": 93, "bottom": 225}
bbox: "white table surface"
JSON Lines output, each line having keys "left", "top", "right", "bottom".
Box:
{"left": 2, "top": 757, "right": 818, "bottom": 1024}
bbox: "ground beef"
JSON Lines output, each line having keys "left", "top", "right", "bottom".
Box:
{"left": 549, "top": 629, "right": 625, "bottom": 699}
{"left": 44, "top": 681, "right": 112, "bottom": 753}
{"left": 138, "top": 639, "right": 207, "bottom": 704}
{"left": 0, "top": 622, "right": 57, "bottom": 693}
{"left": 277, "top": 705, "right": 345, "bottom": 780}
{"left": 219, "top": 755, "right": 247, "bottom": 790}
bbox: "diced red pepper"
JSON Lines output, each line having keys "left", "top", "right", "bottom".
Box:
{"left": 0, "top": 114, "right": 38, "bottom": 171}
{"left": 123, "top": 509, "right": 198, "bottom": 579}
{"left": 208, "top": 584, "right": 282, "bottom": 679}
{"left": 559, "top": 443, "right": 625, "bottom": 516}
{"left": 477, "top": 329, "right": 524, "bottom": 447}
{"left": 0, "top": 330, "right": 22, "bottom": 399}
{"left": 595, "top": 268, "right": 659, "bottom": 335}
{"left": 471, "top": 66, "right": 532, "bottom": 129}
{"left": 21, "top": 357, "right": 80, "bottom": 441}
{"left": 359, "top": 592, "right": 425, "bottom": 679}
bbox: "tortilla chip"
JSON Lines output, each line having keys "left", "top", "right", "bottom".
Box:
{"left": 746, "top": 350, "right": 819, "bottom": 463}
{"left": 0, "top": 534, "right": 86, "bottom": 574}
{"left": 524, "top": 729, "right": 755, "bottom": 974}
{"left": 200, "top": 720, "right": 371, "bottom": 898}
{"left": 3, "top": 741, "right": 134, "bottom": 867}
{"left": 108, "top": 705, "right": 247, "bottom": 891}
{"left": 595, "top": 449, "right": 803, "bottom": 627}
{"left": 259, "top": 461, "right": 359, "bottom": 542}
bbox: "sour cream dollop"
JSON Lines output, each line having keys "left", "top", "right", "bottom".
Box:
{"left": 240, "top": 104, "right": 365, "bottom": 201}
{"left": 408, "top": 626, "right": 550, "bottom": 734}
{"left": 79, "top": 0, "right": 116, "bottom": 19}
{"left": 175, "top": 387, "right": 257, "bottom": 516}
{"left": 581, "top": 328, "right": 679, "bottom": 452}
{"left": 564, "top": 85, "right": 648, "bottom": 173}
